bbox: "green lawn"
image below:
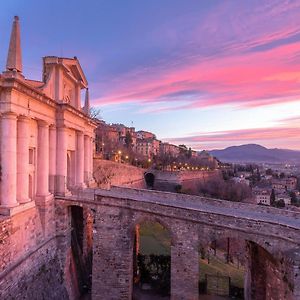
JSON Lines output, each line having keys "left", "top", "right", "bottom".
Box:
{"left": 139, "top": 223, "right": 244, "bottom": 289}
{"left": 139, "top": 222, "right": 171, "bottom": 255}
{"left": 199, "top": 254, "right": 244, "bottom": 288}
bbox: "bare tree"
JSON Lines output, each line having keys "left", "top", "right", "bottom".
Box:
{"left": 90, "top": 106, "right": 102, "bottom": 120}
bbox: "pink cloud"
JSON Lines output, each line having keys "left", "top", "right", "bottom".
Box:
{"left": 164, "top": 126, "right": 300, "bottom": 151}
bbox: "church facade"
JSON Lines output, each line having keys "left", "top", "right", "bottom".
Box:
{"left": 0, "top": 16, "right": 96, "bottom": 216}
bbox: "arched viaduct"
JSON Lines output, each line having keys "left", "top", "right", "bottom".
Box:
{"left": 56, "top": 186, "right": 300, "bottom": 300}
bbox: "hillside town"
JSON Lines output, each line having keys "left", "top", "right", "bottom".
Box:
{"left": 94, "top": 119, "right": 218, "bottom": 170}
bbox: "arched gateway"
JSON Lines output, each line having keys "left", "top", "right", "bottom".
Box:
{"left": 55, "top": 186, "right": 300, "bottom": 300}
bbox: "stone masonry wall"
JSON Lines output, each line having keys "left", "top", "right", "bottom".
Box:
{"left": 93, "top": 159, "right": 146, "bottom": 189}
{"left": 151, "top": 169, "right": 221, "bottom": 192}
{"left": 0, "top": 201, "right": 69, "bottom": 300}
{"left": 90, "top": 191, "right": 300, "bottom": 300}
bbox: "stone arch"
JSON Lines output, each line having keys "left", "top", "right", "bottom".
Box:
{"left": 199, "top": 225, "right": 291, "bottom": 258}
{"left": 130, "top": 214, "right": 177, "bottom": 247}
{"left": 131, "top": 213, "right": 173, "bottom": 298}
{"left": 144, "top": 172, "right": 155, "bottom": 189}
{"left": 197, "top": 225, "right": 295, "bottom": 300}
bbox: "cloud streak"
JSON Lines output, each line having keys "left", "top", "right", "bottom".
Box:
{"left": 164, "top": 126, "right": 300, "bottom": 150}
{"left": 91, "top": 1, "right": 300, "bottom": 113}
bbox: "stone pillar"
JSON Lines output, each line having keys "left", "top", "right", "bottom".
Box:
{"left": 17, "top": 115, "right": 30, "bottom": 203}
{"left": 0, "top": 112, "right": 18, "bottom": 208}
{"left": 84, "top": 135, "right": 90, "bottom": 184}
{"left": 92, "top": 205, "right": 133, "bottom": 300}
{"left": 90, "top": 136, "right": 94, "bottom": 181}
{"left": 76, "top": 131, "right": 85, "bottom": 187}
{"left": 36, "top": 120, "right": 50, "bottom": 198}
{"left": 56, "top": 127, "right": 68, "bottom": 195}
{"left": 49, "top": 125, "right": 56, "bottom": 193}
{"left": 244, "top": 241, "right": 267, "bottom": 300}
{"left": 171, "top": 225, "right": 199, "bottom": 300}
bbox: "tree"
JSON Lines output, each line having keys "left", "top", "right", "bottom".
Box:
{"left": 89, "top": 107, "right": 102, "bottom": 120}
{"left": 290, "top": 191, "right": 298, "bottom": 205}
{"left": 280, "top": 172, "right": 285, "bottom": 179}
{"left": 266, "top": 168, "right": 273, "bottom": 176}
{"left": 125, "top": 131, "right": 133, "bottom": 148}
{"left": 270, "top": 189, "right": 276, "bottom": 205}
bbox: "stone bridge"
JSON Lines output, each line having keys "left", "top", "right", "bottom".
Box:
{"left": 56, "top": 186, "right": 300, "bottom": 300}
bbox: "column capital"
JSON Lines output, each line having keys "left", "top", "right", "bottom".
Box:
{"left": 18, "top": 115, "right": 29, "bottom": 122}
{"left": 49, "top": 124, "right": 56, "bottom": 130}
{"left": 1, "top": 111, "right": 18, "bottom": 119}
{"left": 77, "top": 130, "right": 84, "bottom": 137}
{"left": 37, "top": 119, "right": 49, "bottom": 127}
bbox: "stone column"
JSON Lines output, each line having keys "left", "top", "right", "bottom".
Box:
{"left": 56, "top": 127, "right": 68, "bottom": 195}
{"left": 76, "top": 131, "right": 85, "bottom": 187}
{"left": 84, "top": 135, "right": 90, "bottom": 184}
{"left": 90, "top": 136, "right": 94, "bottom": 181}
{"left": 0, "top": 112, "right": 18, "bottom": 207}
{"left": 49, "top": 125, "right": 56, "bottom": 193}
{"left": 171, "top": 225, "right": 199, "bottom": 300}
{"left": 36, "top": 120, "right": 50, "bottom": 198}
{"left": 17, "top": 115, "right": 30, "bottom": 203}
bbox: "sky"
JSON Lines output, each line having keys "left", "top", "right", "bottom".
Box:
{"left": 1, "top": 0, "right": 300, "bottom": 150}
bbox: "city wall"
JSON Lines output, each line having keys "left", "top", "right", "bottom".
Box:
{"left": 151, "top": 169, "right": 221, "bottom": 192}
{"left": 0, "top": 200, "right": 71, "bottom": 299}
{"left": 93, "top": 159, "right": 146, "bottom": 189}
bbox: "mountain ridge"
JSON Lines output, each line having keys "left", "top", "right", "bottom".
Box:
{"left": 208, "top": 144, "right": 300, "bottom": 163}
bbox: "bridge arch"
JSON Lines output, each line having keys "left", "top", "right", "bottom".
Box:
{"left": 130, "top": 215, "right": 177, "bottom": 247}
{"left": 197, "top": 229, "right": 296, "bottom": 300}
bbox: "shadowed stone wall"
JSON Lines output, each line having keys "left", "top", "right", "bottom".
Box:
{"left": 149, "top": 169, "right": 221, "bottom": 192}
{"left": 0, "top": 200, "right": 69, "bottom": 300}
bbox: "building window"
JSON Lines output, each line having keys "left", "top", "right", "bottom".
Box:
{"left": 29, "top": 148, "right": 34, "bottom": 164}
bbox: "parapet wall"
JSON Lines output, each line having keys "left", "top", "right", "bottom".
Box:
{"left": 151, "top": 169, "right": 221, "bottom": 192}
{"left": 93, "top": 159, "right": 146, "bottom": 189}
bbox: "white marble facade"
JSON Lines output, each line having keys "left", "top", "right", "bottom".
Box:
{"left": 0, "top": 17, "right": 96, "bottom": 215}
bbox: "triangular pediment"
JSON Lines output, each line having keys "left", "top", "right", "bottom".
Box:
{"left": 62, "top": 58, "right": 88, "bottom": 87}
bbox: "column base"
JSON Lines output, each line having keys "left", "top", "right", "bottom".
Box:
{"left": 75, "top": 182, "right": 87, "bottom": 189}
{"left": 35, "top": 193, "right": 54, "bottom": 206}
{"left": 0, "top": 201, "right": 35, "bottom": 216}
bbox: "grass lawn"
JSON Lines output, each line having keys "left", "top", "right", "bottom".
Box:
{"left": 139, "top": 223, "right": 244, "bottom": 289}
{"left": 199, "top": 254, "right": 244, "bottom": 288}
{"left": 139, "top": 222, "right": 171, "bottom": 255}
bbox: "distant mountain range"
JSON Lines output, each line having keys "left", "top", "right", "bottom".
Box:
{"left": 209, "top": 144, "right": 300, "bottom": 163}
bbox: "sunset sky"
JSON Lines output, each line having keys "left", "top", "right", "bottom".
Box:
{"left": 1, "top": 0, "right": 300, "bottom": 150}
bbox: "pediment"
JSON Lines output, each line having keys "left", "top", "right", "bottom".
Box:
{"left": 62, "top": 58, "right": 88, "bottom": 88}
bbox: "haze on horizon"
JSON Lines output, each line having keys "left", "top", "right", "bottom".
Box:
{"left": 1, "top": 0, "right": 300, "bottom": 151}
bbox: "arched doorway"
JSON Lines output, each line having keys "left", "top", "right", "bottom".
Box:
{"left": 144, "top": 172, "right": 155, "bottom": 189}
{"left": 133, "top": 220, "right": 171, "bottom": 299}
